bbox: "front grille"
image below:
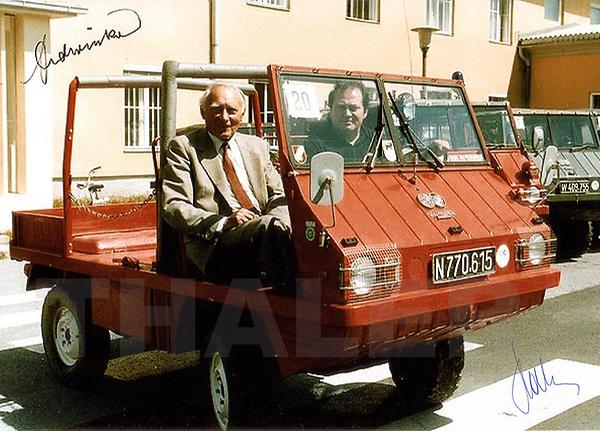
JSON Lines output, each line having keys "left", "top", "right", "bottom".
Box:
{"left": 339, "top": 243, "right": 401, "bottom": 304}
{"left": 515, "top": 232, "right": 557, "bottom": 269}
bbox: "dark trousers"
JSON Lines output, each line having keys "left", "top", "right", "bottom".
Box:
{"left": 204, "top": 215, "right": 296, "bottom": 292}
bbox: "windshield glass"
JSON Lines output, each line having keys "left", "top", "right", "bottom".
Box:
{"left": 279, "top": 75, "right": 396, "bottom": 167}
{"left": 548, "top": 115, "right": 599, "bottom": 149}
{"left": 473, "top": 106, "right": 518, "bottom": 148}
{"left": 514, "top": 114, "right": 599, "bottom": 150}
{"left": 383, "top": 82, "right": 486, "bottom": 164}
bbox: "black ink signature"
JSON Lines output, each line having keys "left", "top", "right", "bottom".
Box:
{"left": 511, "top": 343, "right": 580, "bottom": 415}
{"left": 24, "top": 8, "right": 141, "bottom": 85}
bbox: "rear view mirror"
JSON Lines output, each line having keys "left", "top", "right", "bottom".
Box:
{"left": 540, "top": 145, "right": 558, "bottom": 187}
{"left": 310, "top": 152, "right": 344, "bottom": 205}
{"left": 532, "top": 126, "right": 545, "bottom": 152}
{"left": 395, "top": 92, "right": 416, "bottom": 122}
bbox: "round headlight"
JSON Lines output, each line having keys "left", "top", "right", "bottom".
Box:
{"left": 528, "top": 233, "right": 545, "bottom": 265}
{"left": 523, "top": 186, "right": 541, "bottom": 204}
{"left": 350, "top": 256, "right": 376, "bottom": 295}
{"left": 591, "top": 180, "right": 600, "bottom": 192}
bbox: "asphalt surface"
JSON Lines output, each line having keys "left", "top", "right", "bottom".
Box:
{"left": 0, "top": 253, "right": 599, "bottom": 429}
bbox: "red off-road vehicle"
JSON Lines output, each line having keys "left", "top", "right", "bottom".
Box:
{"left": 10, "top": 63, "right": 560, "bottom": 429}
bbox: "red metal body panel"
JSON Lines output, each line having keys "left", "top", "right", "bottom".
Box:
{"left": 10, "top": 65, "right": 561, "bottom": 381}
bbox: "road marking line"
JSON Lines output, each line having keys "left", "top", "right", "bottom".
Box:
{"left": 0, "top": 289, "right": 49, "bottom": 307}
{"left": 8, "top": 336, "right": 42, "bottom": 348}
{"left": 0, "top": 400, "right": 23, "bottom": 414}
{"left": 311, "top": 341, "right": 484, "bottom": 386}
{"left": 0, "top": 311, "right": 40, "bottom": 330}
{"left": 464, "top": 342, "right": 483, "bottom": 352}
{"left": 310, "top": 363, "right": 391, "bottom": 386}
{"left": 0, "top": 395, "right": 22, "bottom": 431}
{"left": 434, "top": 358, "right": 600, "bottom": 430}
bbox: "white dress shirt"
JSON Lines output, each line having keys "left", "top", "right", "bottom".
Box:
{"left": 208, "top": 131, "right": 261, "bottom": 216}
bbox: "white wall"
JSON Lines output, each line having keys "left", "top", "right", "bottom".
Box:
{"left": 0, "top": 15, "right": 53, "bottom": 230}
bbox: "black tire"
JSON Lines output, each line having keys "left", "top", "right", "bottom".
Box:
{"left": 553, "top": 220, "right": 591, "bottom": 258}
{"left": 202, "top": 338, "right": 276, "bottom": 430}
{"left": 41, "top": 285, "right": 110, "bottom": 388}
{"left": 388, "top": 336, "right": 464, "bottom": 408}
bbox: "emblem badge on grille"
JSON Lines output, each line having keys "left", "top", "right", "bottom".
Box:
{"left": 305, "top": 220, "right": 316, "bottom": 241}
{"left": 417, "top": 192, "right": 446, "bottom": 209}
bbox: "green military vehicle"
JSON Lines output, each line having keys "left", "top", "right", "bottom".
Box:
{"left": 510, "top": 108, "right": 600, "bottom": 255}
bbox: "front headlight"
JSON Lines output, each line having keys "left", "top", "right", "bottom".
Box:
{"left": 528, "top": 233, "right": 545, "bottom": 265}
{"left": 350, "top": 256, "right": 376, "bottom": 295}
{"left": 520, "top": 186, "right": 542, "bottom": 204}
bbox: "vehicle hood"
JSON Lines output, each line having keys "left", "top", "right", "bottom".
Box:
{"left": 305, "top": 169, "right": 541, "bottom": 249}
{"left": 532, "top": 149, "right": 600, "bottom": 180}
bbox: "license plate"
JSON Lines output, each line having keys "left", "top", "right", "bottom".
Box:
{"left": 559, "top": 181, "right": 589, "bottom": 194}
{"left": 432, "top": 246, "right": 496, "bottom": 284}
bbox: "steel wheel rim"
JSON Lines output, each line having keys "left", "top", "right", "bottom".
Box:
{"left": 54, "top": 306, "right": 80, "bottom": 366}
{"left": 209, "top": 351, "right": 230, "bottom": 430}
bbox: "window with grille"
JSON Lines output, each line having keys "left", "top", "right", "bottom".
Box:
{"left": 490, "top": 0, "right": 511, "bottom": 43}
{"left": 591, "top": 3, "right": 600, "bottom": 24}
{"left": 251, "top": 81, "right": 274, "bottom": 124}
{"left": 247, "top": 0, "right": 289, "bottom": 10}
{"left": 346, "top": 0, "right": 380, "bottom": 23}
{"left": 124, "top": 83, "right": 160, "bottom": 149}
{"left": 427, "top": 0, "right": 453, "bottom": 34}
{"left": 544, "top": 0, "right": 561, "bottom": 22}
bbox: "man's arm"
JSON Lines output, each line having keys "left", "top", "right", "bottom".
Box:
{"left": 162, "top": 137, "right": 224, "bottom": 240}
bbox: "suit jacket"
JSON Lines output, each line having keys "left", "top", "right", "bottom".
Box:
{"left": 162, "top": 128, "right": 290, "bottom": 272}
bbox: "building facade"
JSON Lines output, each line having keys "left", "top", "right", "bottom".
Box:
{"left": 2, "top": 0, "right": 599, "bottom": 229}
{"left": 518, "top": 23, "right": 600, "bottom": 109}
{"left": 0, "top": 1, "right": 84, "bottom": 229}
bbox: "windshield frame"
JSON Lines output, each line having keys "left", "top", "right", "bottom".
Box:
{"left": 513, "top": 110, "right": 600, "bottom": 151}
{"left": 274, "top": 70, "right": 400, "bottom": 169}
{"left": 472, "top": 103, "right": 521, "bottom": 150}
{"left": 376, "top": 75, "right": 489, "bottom": 166}
{"left": 270, "top": 66, "right": 491, "bottom": 170}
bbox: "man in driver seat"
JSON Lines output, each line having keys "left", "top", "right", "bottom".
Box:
{"left": 308, "top": 80, "right": 373, "bottom": 162}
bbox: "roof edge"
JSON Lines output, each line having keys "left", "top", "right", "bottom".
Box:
{"left": 518, "top": 23, "right": 600, "bottom": 47}
{"left": 0, "top": 1, "right": 87, "bottom": 17}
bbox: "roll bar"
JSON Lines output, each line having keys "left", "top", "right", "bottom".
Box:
{"left": 62, "top": 71, "right": 262, "bottom": 258}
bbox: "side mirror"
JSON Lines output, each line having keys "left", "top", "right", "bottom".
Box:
{"left": 310, "top": 152, "right": 344, "bottom": 205}
{"left": 540, "top": 145, "right": 558, "bottom": 187}
{"left": 395, "top": 92, "right": 416, "bottom": 122}
{"left": 532, "top": 126, "right": 545, "bottom": 152}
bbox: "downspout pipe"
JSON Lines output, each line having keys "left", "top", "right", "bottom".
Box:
{"left": 518, "top": 45, "right": 531, "bottom": 107}
{"left": 209, "top": 0, "right": 219, "bottom": 63}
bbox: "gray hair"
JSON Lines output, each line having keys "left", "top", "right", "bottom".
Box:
{"left": 199, "top": 83, "right": 247, "bottom": 113}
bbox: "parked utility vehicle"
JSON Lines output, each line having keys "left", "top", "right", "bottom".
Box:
{"left": 512, "top": 108, "right": 600, "bottom": 255}
{"left": 10, "top": 63, "right": 560, "bottom": 429}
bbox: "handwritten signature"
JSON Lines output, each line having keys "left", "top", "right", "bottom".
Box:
{"left": 511, "top": 343, "right": 580, "bottom": 415}
{"left": 24, "top": 8, "right": 141, "bottom": 85}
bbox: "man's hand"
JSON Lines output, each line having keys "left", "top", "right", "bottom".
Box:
{"left": 430, "top": 139, "right": 451, "bottom": 156}
{"left": 223, "top": 208, "right": 257, "bottom": 230}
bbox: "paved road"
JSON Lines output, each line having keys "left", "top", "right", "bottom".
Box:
{"left": 0, "top": 254, "right": 599, "bottom": 429}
